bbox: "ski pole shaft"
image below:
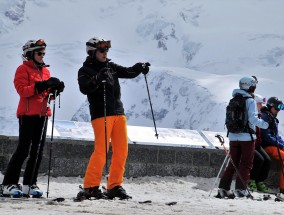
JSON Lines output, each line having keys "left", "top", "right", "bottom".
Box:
{"left": 47, "top": 90, "right": 57, "bottom": 198}
{"left": 102, "top": 80, "right": 108, "bottom": 175}
{"left": 215, "top": 134, "right": 253, "bottom": 198}
{"left": 143, "top": 73, "right": 158, "bottom": 139}
{"left": 28, "top": 94, "right": 51, "bottom": 196}
{"left": 209, "top": 154, "right": 229, "bottom": 197}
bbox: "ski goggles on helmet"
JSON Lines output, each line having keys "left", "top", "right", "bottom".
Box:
{"left": 23, "top": 39, "right": 46, "bottom": 51}
{"left": 30, "top": 39, "right": 46, "bottom": 48}
{"left": 34, "top": 39, "right": 46, "bottom": 46}
{"left": 276, "top": 104, "right": 284, "bottom": 111}
{"left": 86, "top": 40, "right": 111, "bottom": 49}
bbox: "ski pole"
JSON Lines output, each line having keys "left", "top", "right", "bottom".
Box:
{"left": 143, "top": 63, "right": 158, "bottom": 139}
{"left": 28, "top": 94, "right": 51, "bottom": 197}
{"left": 102, "top": 79, "right": 108, "bottom": 176}
{"left": 208, "top": 154, "right": 229, "bottom": 197}
{"left": 215, "top": 134, "right": 253, "bottom": 199}
{"left": 46, "top": 90, "right": 58, "bottom": 198}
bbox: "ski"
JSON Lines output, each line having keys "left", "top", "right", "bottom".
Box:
{"left": 215, "top": 193, "right": 273, "bottom": 201}
{"left": 73, "top": 186, "right": 152, "bottom": 204}
{"left": 0, "top": 196, "right": 65, "bottom": 202}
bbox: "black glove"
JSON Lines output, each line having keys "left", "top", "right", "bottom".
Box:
{"left": 35, "top": 81, "right": 48, "bottom": 94}
{"left": 35, "top": 77, "right": 61, "bottom": 94}
{"left": 50, "top": 81, "right": 65, "bottom": 96}
{"left": 46, "top": 77, "right": 61, "bottom": 88}
{"left": 96, "top": 68, "right": 113, "bottom": 85}
{"left": 132, "top": 62, "right": 151, "bottom": 75}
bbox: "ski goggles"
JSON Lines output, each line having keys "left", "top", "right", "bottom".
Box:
{"left": 23, "top": 39, "right": 46, "bottom": 52}
{"left": 86, "top": 40, "right": 111, "bottom": 49}
{"left": 31, "top": 39, "right": 46, "bottom": 48}
{"left": 276, "top": 104, "right": 284, "bottom": 111}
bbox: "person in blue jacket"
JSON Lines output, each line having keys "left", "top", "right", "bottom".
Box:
{"left": 261, "top": 97, "right": 284, "bottom": 194}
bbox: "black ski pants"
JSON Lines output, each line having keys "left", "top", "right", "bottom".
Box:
{"left": 2, "top": 115, "right": 47, "bottom": 186}
{"left": 250, "top": 146, "right": 271, "bottom": 182}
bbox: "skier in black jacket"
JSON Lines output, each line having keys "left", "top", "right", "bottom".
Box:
{"left": 77, "top": 36, "right": 150, "bottom": 200}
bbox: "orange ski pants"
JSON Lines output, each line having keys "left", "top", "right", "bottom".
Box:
{"left": 264, "top": 146, "right": 284, "bottom": 189}
{"left": 84, "top": 115, "right": 128, "bottom": 190}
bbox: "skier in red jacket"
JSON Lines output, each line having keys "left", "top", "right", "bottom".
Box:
{"left": 1, "top": 39, "right": 64, "bottom": 198}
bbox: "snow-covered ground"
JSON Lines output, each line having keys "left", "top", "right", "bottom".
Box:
{"left": 0, "top": 173, "right": 282, "bottom": 215}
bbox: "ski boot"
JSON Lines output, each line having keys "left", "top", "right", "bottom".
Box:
{"left": 106, "top": 186, "right": 132, "bottom": 200}
{"left": 22, "top": 184, "right": 43, "bottom": 198}
{"left": 74, "top": 185, "right": 106, "bottom": 201}
{"left": 3, "top": 184, "right": 23, "bottom": 198}
{"left": 248, "top": 180, "right": 257, "bottom": 192}
{"left": 256, "top": 182, "right": 269, "bottom": 193}
{"left": 215, "top": 188, "right": 235, "bottom": 199}
{"left": 234, "top": 189, "right": 253, "bottom": 199}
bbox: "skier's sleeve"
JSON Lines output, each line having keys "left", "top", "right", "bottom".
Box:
{"left": 77, "top": 67, "right": 99, "bottom": 95}
{"left": 261, "top": 112, "right": 283, "bottom": 149}
{"left": 277, "top": 135, "right": 284, "bottom": 149}
{"left": 112, "top": 63, "right": 141, "bottom": 79}
{"left": 14, "top": 65, "right": 38, "bottom": 97}
{"left": 247, "top": 98, "right": 268, "bottom": 129}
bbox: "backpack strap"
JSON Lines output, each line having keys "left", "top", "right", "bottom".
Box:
{"left": 244, "top": 96, "right": 255, "bottom": 142}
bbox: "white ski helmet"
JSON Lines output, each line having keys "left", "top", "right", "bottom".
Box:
{"left": 239, "top": 76, "right": 258, "bottom": 90}
{"left": 22, "top": 39, "right": 46, "bottom": 59}
{"left": 86, "top": 36, "right": 111, "bottom": 55}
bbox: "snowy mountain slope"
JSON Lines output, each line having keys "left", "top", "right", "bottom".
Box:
{"left": 1, "top": 0, "right": 284, "bottom": 133}
{"left": 72, "top": 68, "right": 227, "bottom": 131}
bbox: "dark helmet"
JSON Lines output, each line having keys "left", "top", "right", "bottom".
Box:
{"left": 267, "top": 97, "right": 283, "bottom": 110}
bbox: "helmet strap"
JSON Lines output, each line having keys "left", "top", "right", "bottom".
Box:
{"left": 91, "top": 50, "right": 97, "bottom": 58}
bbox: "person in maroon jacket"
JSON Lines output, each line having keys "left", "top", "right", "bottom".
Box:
{"left": 1, "top": 39, "right": 64, "bottom": 198}
{"left": 248, "top": 94, "right": 271, "bottom": 193}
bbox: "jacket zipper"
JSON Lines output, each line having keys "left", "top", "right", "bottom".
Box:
{"left": 36, "top": 66, "right": 46, "bottom": 116}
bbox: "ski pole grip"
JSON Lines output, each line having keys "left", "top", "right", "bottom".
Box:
{"left": 142, "top": 62, "right": 151, "bottom": 68}
{"left": 215, "top": 134, "right": 224, "bottom": 145}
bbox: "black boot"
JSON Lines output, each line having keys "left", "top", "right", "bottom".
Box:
{"left": 216, "top": 188, "right": 235, "bottom": 199}
{"left": 76, "top": 186, "right": 106, "bottom": 200}
{"left": 107, "top": 186, "right": 132, "bottom": 200}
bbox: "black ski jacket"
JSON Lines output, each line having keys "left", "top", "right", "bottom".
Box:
{"left": 78, "top": 57, "right": 142, "bottom": 120}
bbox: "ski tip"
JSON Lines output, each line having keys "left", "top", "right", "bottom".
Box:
{"left": 138, "top": 200, "right": 152, "bottom": 204}
{"left": 165, "top": 201, "right": 177, "bottom": 206}
{"left": 52, "top": 197, "right": 65, "bottom": 202}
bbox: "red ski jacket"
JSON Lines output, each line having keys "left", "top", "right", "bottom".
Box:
{"left": 14, "top": 60, "right": 51, "bottom": 117}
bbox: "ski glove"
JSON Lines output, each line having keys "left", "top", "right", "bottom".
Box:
{"left": 96, "top": 68, "right": 113, "bottom": 85}
{"left": 132, "top": 62, "right": 151, "bottom": 75}
{"left": 50, "top": 81, "right": 65, "bottom": 96}
{"left": 35, "top": 77, "right": 61, "bottom": 94}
